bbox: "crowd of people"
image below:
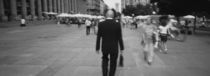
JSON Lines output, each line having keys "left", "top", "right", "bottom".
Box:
{"left": 56, "top": 17, "right": 101, "bottom": 35}
{"left": 15, "top": 7, "right": 209, "bottom": 76}
{"left": 94, "top": 8, "right": 189, "bottom": 76}
{"left": 17, "top": 8, "right": 190, "bottom": 76}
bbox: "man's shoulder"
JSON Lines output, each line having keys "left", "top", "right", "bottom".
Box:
{"left": 99, "top": 19, "right": 105, "bottom": 22}
{"left": 99, "top": 19, "right": 107, "bottom": 24}
{"left": 98, "top": 21, "right": 106, "bottom": 28}
{"left": 99, "top": 20, "right": 112, "bottom": 24}
{"left": 98, "top": 20, "right": 105, "bottom": 25}
{"left": 99, "top": 19, "right": 120, "bottom": 24}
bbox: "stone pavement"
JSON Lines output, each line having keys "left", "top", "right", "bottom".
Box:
{"left": 0, "top": 20, "right": 56, "bottom": 28}
{"left": 0, "top": 24, "right": 210, "bottom": 76}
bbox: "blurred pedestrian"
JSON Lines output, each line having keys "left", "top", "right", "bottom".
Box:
{"left": 96, "top": 9, "right": 124, "bottom": 76}
{"left": 167, "top": 19, "right": 180, "bottom": 39}
{"left": 20, "top": 18, "right": 26, "bottom": 27}
{"left": 78, "top": 18, "right": 82, "bottom": 28}
{"left": 85, "top": 18, "right": 91, "bottom": 35}
{"left": 158, "top": 16, "right": 174, "bottom": 54}
{"left": 92, "top": 19, "right": 98, "bottom": 35}
{"left": 141, "top": 17, "right": 159, "bottom": 65}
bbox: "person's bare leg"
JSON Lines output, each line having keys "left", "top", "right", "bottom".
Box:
{"left": 163, "top": 42, "right": 168, "bottom": 54}
{"left": 148, "top": 43, "right": 154, "bottom": 65}
{"left": 144, "top": 43, "right": 149, "bottom": 62}
{"left": 159, "top": 42, "right": 164, "bottom": 52}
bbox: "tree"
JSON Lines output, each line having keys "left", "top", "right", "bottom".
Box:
{"left": 151, "top": 0, "right": 210, "bottom": 33}
{"left": 151, "top": 0, "right": 210, "bottom": 17}
{"left": 122, "top": 4, "right": 153, "bottom": 16}
{"left": 135, "top": 4, "right": 153, "bottom": 15}
{"left": 122, "top": 5, "right": 136, "bottom": 16}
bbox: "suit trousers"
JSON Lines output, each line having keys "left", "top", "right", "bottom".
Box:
{"left": 102, "top": 50, "right": 118, "bottom": 76}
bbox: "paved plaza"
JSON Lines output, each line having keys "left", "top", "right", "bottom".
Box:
{"left": 0, "top": 24, "right": 210, "bottom": 76}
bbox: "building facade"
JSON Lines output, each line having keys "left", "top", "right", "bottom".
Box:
{"left": 87, "top": 0, "right": 101, "bottom": 15}
{"left": 0, "top": 0, "right": 106, "bottom": 22}
{"left": 84, "top": 0, "right": 108, "bottom": 15}
{"left": 115, "top": 3, "right": 120, "bottom": 12}
{"left": 100, "top": 0, "right": 108, "bottom": 15}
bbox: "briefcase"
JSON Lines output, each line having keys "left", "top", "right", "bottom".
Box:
{"left": 119, "top": 53, "right": 124, "bottom": 67}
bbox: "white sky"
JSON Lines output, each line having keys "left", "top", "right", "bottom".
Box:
{"left": 104, "top": 0, "right": 121, "bottom": 11}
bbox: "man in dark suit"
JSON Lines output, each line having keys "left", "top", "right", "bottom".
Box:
{"left": 96, "top": 9, "right": 124, "bottom": 76}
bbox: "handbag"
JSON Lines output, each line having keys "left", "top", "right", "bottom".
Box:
{"left": 119, "top": 53, "right": 124, "bottom": 67}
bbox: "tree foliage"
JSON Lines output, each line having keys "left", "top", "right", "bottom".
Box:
{"left": 135, "top": 4, "right": 153, "bottom": 15}
{"left": 151, "top": 0, "right": 210, "bottom": 17}
{"left": 122, "top": 5, "right": 136, "bottom": 16}
{"left": 122, "top": 4, "right": 153, "bottom": 16}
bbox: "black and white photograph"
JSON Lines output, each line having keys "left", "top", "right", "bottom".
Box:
{"left": 0, "top": 0, "right": 210, "bottom": 76}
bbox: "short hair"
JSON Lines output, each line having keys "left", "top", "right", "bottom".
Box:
{"left": 159, "top": 15, "right": 169, "bottom": 26}
{"left": 103, "top": 8, "right": 117, "bottom": 19}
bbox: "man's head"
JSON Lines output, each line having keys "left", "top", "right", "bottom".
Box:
{"left": 104, "top": 9, "right": 117, "bottom": 19}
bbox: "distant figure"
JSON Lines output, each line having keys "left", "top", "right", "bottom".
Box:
{"left": 132, "top": 19, "right": 138, "bottom": 29}
{"left": 121, "top": 18, "right": 126, "bottom": 28}
{"left": 158, "top": 16, "right": 174, "bottom": 54}
{"left": 77, "top": 18, "right": 82, "bottom": 28}
{"left": 92, "top": 19, "right": 98, "bottom": 35}
{"left": 96, "top": 9, "right": 124, "bottom": 76}
{"left": 85, "top": 19, "right": 91, "bottom": 35}
{"left": 20, "top": 18, "right": 26, "bottom": 27}
{"left": 167, "top": 19, "right": 180, "bottom": 39}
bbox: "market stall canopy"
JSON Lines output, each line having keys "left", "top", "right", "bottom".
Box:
{"left": 84, "top": 14, "right": 93, "bottom": 18}
{"left": 97, "top": 16, "right": 104, "bottom": 19}
{"left": 57, "top": 13, "right": 73, "bottom": 17}
{"left": 183, "top": 15, "right": 195, "bottom": 19}
{"left": 135, "top": 15, "right": 150, "bottom": 19}
{"left": 150, "top": 15, "right": 162, "bottom": 19}
{"left": 169, "top": 15, "right": 175, "bottom": 18}
{"left": 70, "top": 14, "right": 95, "bottom": 18}
{"left": 123, "top": 16, "right": 132, "bottom": 19}
{"left": 43, "top": 12, "right": 58, "bottom": 15}
{"left": 72, "top": 14, "right": 86, "bottom": 17}
{"left": 57, "top": 13, "right": 104, "bottom": 19}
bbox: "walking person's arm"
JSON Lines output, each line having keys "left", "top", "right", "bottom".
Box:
{"left": 167, "top": 28, "right": 175, "bottom": 38}
{"left": 153, "top": 26, "right": 159, "bottom": 48}
{"left": 96, "top": 23, "right": 102, "bottom": 54}
{"left": 141, "top": 31, "right": 146, "bottom": 47}
{"left": 154, "top": 30, "right": 159, "bottom": 48}
{"left": 118, "top": 23, "right": 124, "bottom": 52}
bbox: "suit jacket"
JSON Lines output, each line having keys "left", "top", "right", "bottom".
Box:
{"left": 96, "top": 19, "right": 124, "bottom": 52}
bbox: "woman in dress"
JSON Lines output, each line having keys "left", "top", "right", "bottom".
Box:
{"left": 141, "top": 17, "right": 159, "bottom": 65}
